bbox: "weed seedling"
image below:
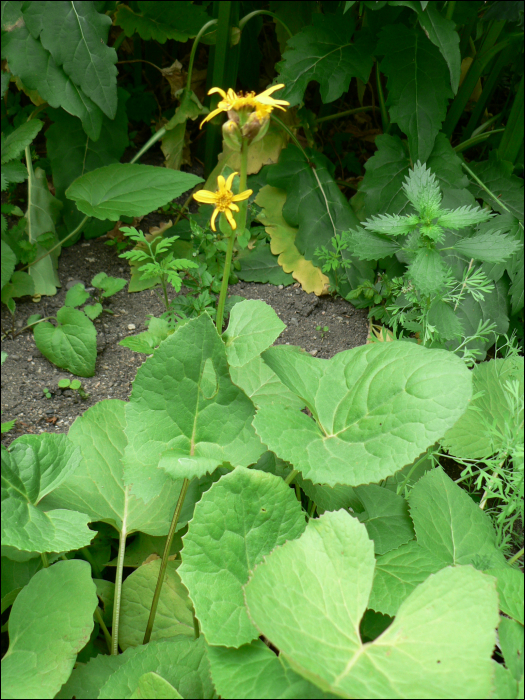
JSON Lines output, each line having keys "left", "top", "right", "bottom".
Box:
{"left": 42, "top": 387, "right": 52, "bottom": 399}
{"left": 58, "top": 378, "right": 90, "bottom": 399}
{"left": 316, "top": 325, "right": 329, "bottom": 341}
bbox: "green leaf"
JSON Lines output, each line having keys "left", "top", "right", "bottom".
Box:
{"left": 468, "top": 154, "right": 524, "bottom": 221}
{"left": 452, "top": 231, "right": 523, "bottom": 263}
{"left": 403, "top": 161, "right": 443, "bottom": 219}
{"left": 254, "top": 342, "right": 471, "bottom": 486}
{"left": 97, "top": 637, "right": 214, "bottom": 699}
{"left": 345, "top": 227, "right": 401, "bottom": 260}
{"left": 369, "top": 540, "right": 444, "bottom": 617}
{"left": 162, "top": 89, "right": 208, "bottom": 171}
{"left": 230, "top": 354, "right": 305, "bottom": 411}
{"left": 1, "top": 160, "right": 28, "bottom": 189}
{"left": 427, "top": 300, "right": 463, "bottom": 340}
{"left": 222, "top": 299, "right": 285, "bottom": 367}
{"left": 354, "top": 484, "right": 415, "bottom": 554}
{"left": 64, "top": 282, "right": 91, "bottom": 308}
{"left": 207, "top": 640, "right": 338, "bottom": 699}
{"left": 1, "top": 434, "right": 95, "bottom": 553}
{"left": 84, "top": 302, "right": 103, "bottom": 320}
{"left": 119, "top": 559, "right": 194, "bottom": 651}
{"left": 130, "top": 672, "right": 182, "bottom": 699}
{"left": 362, "top": 213, "right": 419, "bottom": 236}
{"left": 377, "top": 25, "right": 452, "bottom": 161}
{"left": 123, "top": 313, "right": 264, "bottom": 501}
{"left": 498, "top": 616, "right": 524, "bottom": 683}
{"left": 442, "top": 356, "right": 524, "bottom": 460}
{"left": 416, "top": 2, "right": 461, "bottom": 93}
{"left": 120, "top": 317, "right": 173, "bottom": 354}
{"left": 236, "top": 241, "right": 294, "bottom": 286}
{"left": 3, "top": 560, "right": 97, "bottom": 700}
{"left": 244, "top": 509, "right": 499, "bottom": 698}
{"left": 1, "top": 4, "right": 104, "bottom": 140}
{"left": 66, "top": 163, "right": 203, "bottom": 221}
{"left": 91, "top": 272, "right": 127, "bottom": 297}
{"left": 276, "top": 14, "right": 374, "bottom": 106}
{"left": 436, "top": 205, "right": 493, "bottom": 230}
{"left": 41, "top": 400, "right": 190, "bottom": 537}
{"left": 34, "top": 306, "right": 97, "bottom": 377}
{"left": 1, "top": 240, "right": 16, "bottom": 290}
{"left": 408, "top": 247, "right": 447, "bottom": 295}
{"left": 484, "top": 568, "right": 524, "bottom": 625}
{"left": 1, "top": 555, "right": 42, "bottom": 614}
{"left": 1, "top": 119, "right": 43, "bottom": 164}
{"left": 115, "top": 1, "right": 210, "bottom": 43}
{"left": 179, "top": 468, "right": 306, "bottom": 647}
{"left": 409, "top": 468, "right": 508, "bottom": 569}
{"left": 265, "top": 145, "right": 374, "bottom": 288}
{"left": 56, "top": 652, "right": 126, "bottom": 699}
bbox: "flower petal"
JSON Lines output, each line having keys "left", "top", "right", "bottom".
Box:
{"left": 193, "top": 190, "right": 218, "bottom": 204}
{"left": 231, "top": 188, "right": 253, "bottom": 202}
{"left": 210, "top": 207, "right": 219, "bottom": 231}
{"left": 258, "top": 84, "right": 285, "bottom": 98}
{"left": 224, "top": 207, "right": 237, "bottom": 230}
{"left": 199, "top": 107, "right": 225, "bottom": 128}
{"left": 228, "top": 202, "right": 240, "bottom": 212}
{"left": 225, "top": 171, "right": 238, "bottom": 191}
{"left": 208, "top": 87, "right": 227, "bottom": 98}
{"left": 216, "top": 175, "right": 226, "bottom": 191}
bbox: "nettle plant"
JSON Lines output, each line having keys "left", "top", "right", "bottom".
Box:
{"left": 340, "top": 163, "right": 523, "bottom": 358}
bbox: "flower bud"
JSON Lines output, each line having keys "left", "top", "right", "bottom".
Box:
{"left": 241, "top": 111, "right": 270, "bottom": 143}
{"left": 222, "top": 119, "right": 242, "bottom": 152}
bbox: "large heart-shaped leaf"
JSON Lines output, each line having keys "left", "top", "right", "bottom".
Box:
{"left": 123, "top": 313, "right": 265, "bottom": 502}
{"left": 3, "top": 560, "right": 97, "bottom": 699}
{"left": 253, "top": 341, "right": 471, "bottom": 486}
{"left": 222, "top": 299, "right": 285, "bottom": 367}
{"left": 34, "top": 306, "right": 97, "bottom": 377}
{"left": 179, "top": 468, "right": 306, "bottom": 647}
{"left": 1, "top": 435, "right": 93, "bottom": 553}
{"left": 66, "top": 163, "right": 202, "bottom": 220}
{"left": 245, "top": 510, "right": 499, "bottom": 699}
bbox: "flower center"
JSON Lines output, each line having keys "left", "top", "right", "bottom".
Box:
{"left": 216, "top": 191, "right": 233, "bottom": 211}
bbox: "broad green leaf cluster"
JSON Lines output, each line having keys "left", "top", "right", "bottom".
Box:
{"left": 2, "top": 301, "right": 523, "bottom": 698}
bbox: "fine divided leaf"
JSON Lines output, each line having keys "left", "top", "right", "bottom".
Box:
{"left": 276, "top": 13, "right": 374, "bottom": 106}
{"left": 377, "top": 25, "right": 452, "bottom": 161}
{"left": 254, "top": 342, "right": 471, "bottom": 486}
{"left": 244, "top": 510, "right": 499, "bottom": 699}
{"left": 179, "top": 468, "right": 306, "bottom": 647}
{"left": 3, "top": 560, "right": 97, "bottom": 700}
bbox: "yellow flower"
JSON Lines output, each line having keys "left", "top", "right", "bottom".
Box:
{"left": 200, "top": 84, "right": 289, "bottom": 128}
{"left": 193, "top": 172, "right": 253, "bottom": 231}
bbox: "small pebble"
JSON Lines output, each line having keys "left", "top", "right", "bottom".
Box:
{"left": 310, "top": 350, "right": 318, "bottom": 356}
{"left": 336, "top": 316, "right": 343, "bottom": 321}
{"left": 278, "top": 285, "right": 283, "bottom": 290}
{"left": 127, "top": 323, "right": 136, "bottom": 330}
{"left": 290, "top": 318, "right": 298, "bottom": 325}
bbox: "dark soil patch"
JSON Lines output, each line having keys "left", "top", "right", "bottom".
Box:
{"left": 1, "top": 235, "right": 369, "bottom": 446}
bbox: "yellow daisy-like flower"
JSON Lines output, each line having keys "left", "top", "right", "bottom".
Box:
{"left": 200, "top": 84, "right": 289, "bottom": 128}
{"left": 193, "top": 172, "right": 253, "bottom": 231}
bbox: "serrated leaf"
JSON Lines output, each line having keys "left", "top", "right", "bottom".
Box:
{"left": 1, "top": 434, "right": 94, "bottom": 553}
{"left": 1, "top": 4, "right": 104, "bottom": 140}
{"left": 64, "top": 282, "right": 91, "bottom": 308}
{"left": 436, "top": 204, "right": 493, "bottom": 229}
{"left": 236, "top": 241, "right": 294, "bottom": 286}
{"left": 123, "top": 313, "right": 264, "bottom": 500}
{"left": 453, "top": 231, "right": 523, "bottom": 263}
{"left": 222, "top": 299, "right": 285, "bottom": 367}
{"left": 245, "top": 509, "right": 499, "bottom": 699}
{"left": 442, "top": 357, "right": 524, "bottom": 460}
{"left": 1, "top": 161, "right": 28, "bottom": 189}
{"left": 97, "top": 637, "right": 214, "bottom": 699}
{"left": 115, "top": 1, "right": 209, "bottom": 43}
{"left": 1, "top": 119, "right": 43, "bottom": 164}
{"left": 2, "top": 560, "right": 97, "bottom": 700}
{"left": 66, "top": 164, "right": 203, "bottom": 221}
{"left": 207, "top": 640, "right": 338, "bottom": 699}
{"left": 84, "top": 303, "right": 103, "bottom": 320}
{"left": 362, "top": 213, "right": 419, "bottom": 236}
{"left": 427, "top": 300, "right": 463, "bottom": 340}
{"left": 34, "top": 306, "right": 96, "bottom": 377}
{"left": 468, "top": 153, "right": 524, "bottom": 221}
{"left": 40, "top": 400, "right": 194, "bottom": 537}
{"left": 408, "top": 247, "right": 447, "bottom": 294}
{"left": 409, "top": 468, "right": 508, "bottom": 569}
{"left": 119, "top": 559, "right": 194, "bottom": 651}
{"left": 276, "top": 14, "right": 374, "bottom": 106}
{"left": 345, "top": 227, "right": 401, "bottom": 260}
{"left": 254, "top": 342, "right": 471, "bottom": 486}
{"left": 179, "top": 468, "right": 306, "bottom": 647}
{"left": 91, "top": 272, "right": 127, "bottom": 297}
{"left": 378, "top": 25, "right": 452, "bottom": 161}
{"left": 229, "top": 354, "right": 305, "bottom": 411}
{"left": 1, "top": 240, "right": 16, "bottom": 290}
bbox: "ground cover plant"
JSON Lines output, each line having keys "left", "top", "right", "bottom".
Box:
{"left": 1, "top": 1, "right": 524, "bottom": 698}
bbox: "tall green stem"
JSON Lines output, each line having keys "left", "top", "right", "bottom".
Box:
{"left": 111, "top": 524, "right": 127, "bottom": 654}
{"left": 143, "top": 478, "right": 190, "bottom": 645}
{"left": 215, "top": 138, "right": 249, "bottom": 334}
